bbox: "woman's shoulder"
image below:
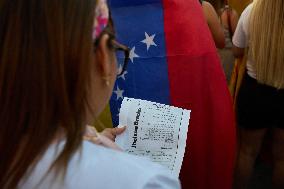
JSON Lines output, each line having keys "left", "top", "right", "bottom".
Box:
{"left": 22, "top": 140, "right": 180, "bottom": 189}
{"left": 220, "top": 7, "right": 238, "bottom": 18}
{"left": 237, "top": 3, "right": 254, "bottom": 30}
{"left": 67, "top": 141, "right": 180, "bottom": 189}
{"left": 79, "top": 140, "right": 166, "bottom": 174}
{"left": 201, "top": 1, "right": 214, "bottom": 10}
{"left": 241, "top": 3, "right": 254, "bottom": 18}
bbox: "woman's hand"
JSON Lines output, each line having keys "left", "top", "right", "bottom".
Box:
{"left": 100, "top": 126, "right": 126, "bottom": 141}
{"left": 84, "top": 126, "right": 126, "bottom": 151}
{"left": 85, "top": 125, "right": 126, "bottom": 141}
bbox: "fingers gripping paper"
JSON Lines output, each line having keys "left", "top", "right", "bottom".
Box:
{"left": 116, "top": 98, "right": 191, "bottom": 177}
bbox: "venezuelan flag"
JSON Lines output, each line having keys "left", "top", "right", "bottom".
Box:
{"left": 99, "top": 0, "right": 236, "bottom": 188}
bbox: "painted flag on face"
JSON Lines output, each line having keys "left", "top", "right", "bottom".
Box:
{"left": 108, "top": 0, "right": 236, "bottom": 188}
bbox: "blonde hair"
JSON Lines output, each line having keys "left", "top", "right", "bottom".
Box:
{"left": 249, "top": 0, "right": 284, "bottom": 89}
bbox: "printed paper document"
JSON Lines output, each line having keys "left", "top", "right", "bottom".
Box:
{"left": 116, "top": 98, "right": 191, "bottom": 177}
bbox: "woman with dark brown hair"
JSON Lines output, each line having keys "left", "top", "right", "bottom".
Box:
{"left": 214, "top": 0, "right": 239, "bottom": 81}
{"left": 200, "top": 0, "right": 226, "bottom": 48}
{"left": 0, "top": 0, "right": 180, "bottom": 188}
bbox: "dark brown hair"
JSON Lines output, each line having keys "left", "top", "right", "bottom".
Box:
{"left": 207, "top": 0, "right": 226, "bottom": 12}
{"left": 0, "top": 0, "right": 97, "bottom": 188}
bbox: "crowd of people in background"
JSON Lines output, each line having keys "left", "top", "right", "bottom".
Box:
{"left": 203, "top": 0, "right": 284, "bottom": 189}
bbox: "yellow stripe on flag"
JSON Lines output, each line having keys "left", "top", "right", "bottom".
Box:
{"left": 229, "top": 0, "right": 251, "bottom": 15}
{"left": 94, "top": 104, "right": 113, "bottom": 132}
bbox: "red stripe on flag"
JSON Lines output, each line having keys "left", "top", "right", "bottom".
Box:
{"left": 163, "top": 0, "right": 236, "bottom": 188}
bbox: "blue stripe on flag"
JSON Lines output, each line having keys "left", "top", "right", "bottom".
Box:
{"left": 109, "top": 2, "right": 170, "bottom": 126}
{"left": 109, "top": 0, "right": 161, "bottom": 7}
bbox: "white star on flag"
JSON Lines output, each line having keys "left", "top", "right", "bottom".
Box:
{"left": 114, "top": 85, "right": 124, "bottom": 100}
{"left": 129, "top": 46, "right": 139, "bottom": 63}
{"left": 118, "top": 70, "right": 128, "bottom": 80}
{"left": 141, "top": 32, "right": 157, "bottom": 51}
{"left": 117, "top": 64, "right": 128, "bottom": 80}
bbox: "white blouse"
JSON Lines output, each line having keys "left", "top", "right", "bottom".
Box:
{"left": 19, "top": 140, "right": 180, "bottom": 189}
{"left": 232, "top": 3, "right": 256, "bottom": 79}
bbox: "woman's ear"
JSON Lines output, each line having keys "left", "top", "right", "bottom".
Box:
{"left": 94, "top": 34, "right": 112, "bottom": 77}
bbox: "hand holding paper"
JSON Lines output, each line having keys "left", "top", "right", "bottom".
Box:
{"left": 116, "top": 98, "right": 191, "bottom": 177}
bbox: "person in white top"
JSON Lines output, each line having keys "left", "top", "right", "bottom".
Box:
{"left": 232, "top": 1, "right": 284, "bottom": 189}
{"left": 0, "top": 0, "right": 181, "bottom": 189}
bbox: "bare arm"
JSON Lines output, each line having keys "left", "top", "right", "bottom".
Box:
{"left": 202, "top": 1, "right": 225, "bottom": 49}
{"left": 230, "top": 9, "right": 239, "bottom": 34}
{"left": 232, "top": 45, "right": 244, "bottom": 58}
